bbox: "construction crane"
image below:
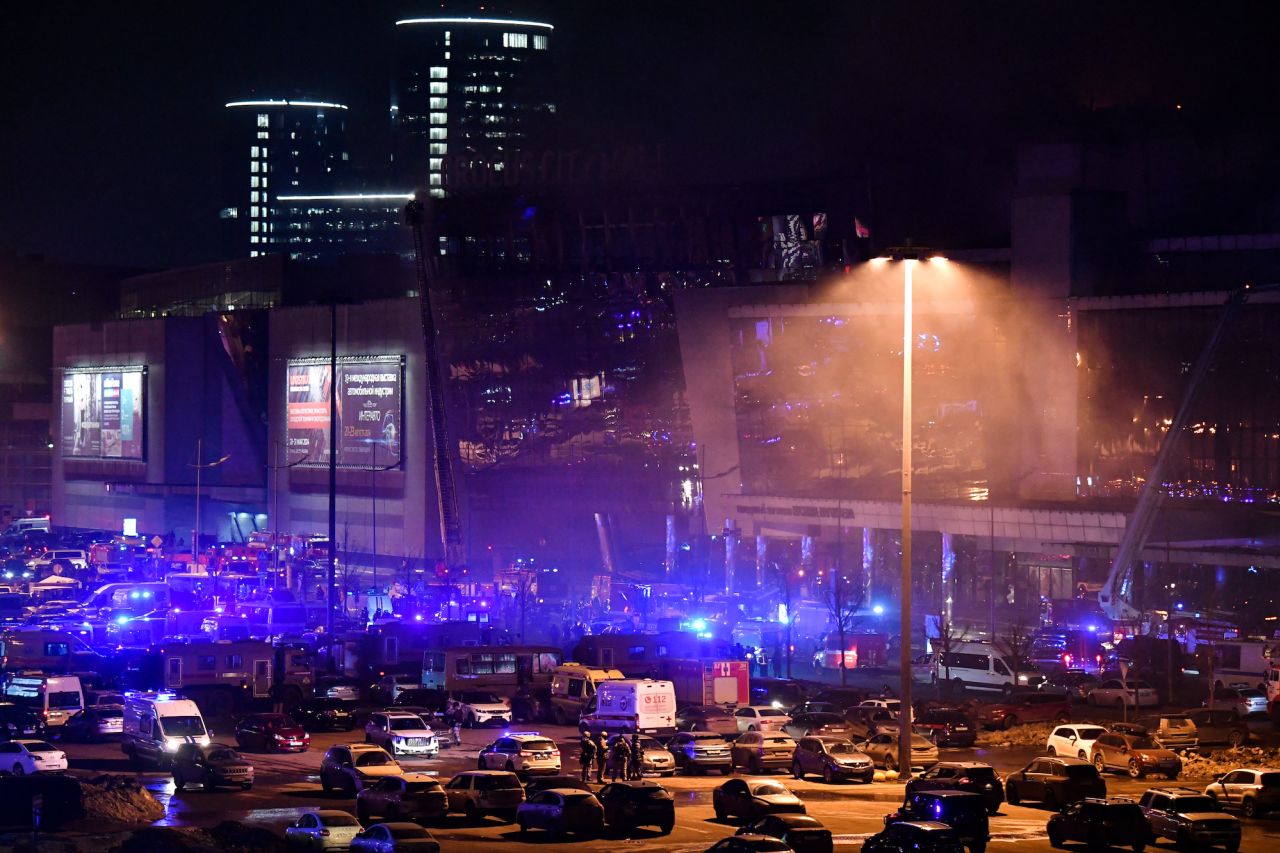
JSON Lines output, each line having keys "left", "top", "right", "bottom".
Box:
{"left": 1099, "top": 285, "right": 1275, "bottom": 622}
{"left": 404, "top": 198, "right": 465, "bottom": 569}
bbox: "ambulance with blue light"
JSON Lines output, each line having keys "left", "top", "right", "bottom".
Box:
{"left": 121, "top": 690, "right": 210, "bottom": 767}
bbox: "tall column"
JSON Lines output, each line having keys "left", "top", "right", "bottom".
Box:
{"left": 665, "top": 515, "right": 677, "bottom": 579}
{"left": 723, "top": 518, "right": 738, "bottom": 596}
{"left": 941, "top": 532, "right": 955, "bottom": 623}
{"left": 756, "top": 534, "right": 768, "bottom": 589}
{"left": 862, "top": 527, "right": 874, "bottom": 604}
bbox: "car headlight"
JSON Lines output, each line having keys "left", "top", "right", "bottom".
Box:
{"left": 164, "top": 740, "right": 181, "bottom": 752}
{"left": 198, "top": 736, "right": 210, "bottom": 747}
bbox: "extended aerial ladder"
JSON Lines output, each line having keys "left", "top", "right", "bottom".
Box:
{"left": 1099, "top": 285, "right": 1274, "bottom": 622}
{"left": 404, "top": 198, "right": 465, "bottom": 569}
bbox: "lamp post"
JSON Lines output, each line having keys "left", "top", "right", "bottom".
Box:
{"left": 189, "top": 438, "right": 230, "bottom": 570}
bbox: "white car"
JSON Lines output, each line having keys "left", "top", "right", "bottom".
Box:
{"left": 734, "top": 705, "right": 792, "bottom": 732}
{"left": 0, "top": 739, "right": 67, "bottom": 774}
{"left": 350, "top": 822, "right": 440, "bottom": 853}
{"left": 26, "top": 549, "right": 89, "bottom": 573}
{"left": 449, "top": 691, "right": 512, "bottom": 727}
{"left": 284, "top": 810, "right": 364, "bottom": 851}
{"left": 364, "top": 712, "right": 439, "bottom": 758}
{"left": 1088, "top": 679, "right": 1159, "bottom": 708}
{"left": 859, "top": 699, "right": 902, "bottom": 715}
{"left": 1045, "top": 724, "right": 1108, "bottom": 760}
{"left": 478, "top": 733, "right": 561, "bottom": 775}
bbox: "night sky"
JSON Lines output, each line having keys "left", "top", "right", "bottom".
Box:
{"left": 2, "top": 2, "right": 1276, "bottom": 270}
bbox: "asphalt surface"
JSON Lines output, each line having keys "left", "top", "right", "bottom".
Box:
{"left": 56, "top": 716, "right": 1280, "bottom": 852}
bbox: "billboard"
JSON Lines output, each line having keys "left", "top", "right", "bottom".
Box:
{"left": 286, "top": 357, "right": 402, "bottom": 467}
{"left": 60, "top": 367, "right": 146, "bottom": 459}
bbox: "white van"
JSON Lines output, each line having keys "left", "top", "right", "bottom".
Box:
{"left": 3, "top": 518, "right": 50, "bottom": 536}
{"left": 579, "top": 678, "right": 676, "bottom": 737}
{"left": 121, "top": 691, "right": 209, "bottom": 767}
{"left": 548, "top": 662, "right": 624, "bottom": 724}
{"left": 1, "top": 673, "right": 84, "bottom": 727}
{"left": 932, "top": 641, "right": 1044, "bottom": 693}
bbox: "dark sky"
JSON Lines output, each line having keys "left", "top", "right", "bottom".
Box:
{"left": 1, "top": 1, "right": 1275, "bottom": 269}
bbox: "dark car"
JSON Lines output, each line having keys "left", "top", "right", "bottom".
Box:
{"left": 1187, "top": 709, "right": 1251, "bottom": 748}
{"left": 515, "top": 788, "right": 605, "bottom": 839}
{"left": 1004, "top": 756, "right": 1106, "bottom": 809}
{"left": 783, "top": 712, "right": 854, "bottom": 740}
{"left": 291, "top": 698, "right": 356, "bottom": 732}
{"left": 669, "top": 731, "right": 733, "bottom": 774}
{"left": 525, "top": 775, "right": 592, "bottom": 798}
{"left": 713, "top": 778, "right": 805, "bottom": 824}
{"left": 61, "top": 705, "right": 123, "bottom": 742}
{"left": 1139, "top": 787, "right": 1241, "bottom": 852}
{"left": 356, "top": 772, "right": 448, "bottom": 824}
{"left": 907, "top": 763, "right": 1004, "bottom": 815}
{"left": 1040, "top": 669, "right": 1100, "bottom": 702}
{"left": 172, "top": 742, "right": 254, "bottom": 791}
{"left": 731, "top": 731, "right": 798, "bottom": 773}
{"left": 915, "top": 710, "right": 977, "bottom": 747}
{"left": 1047, "top": 798, "right": 1153, "bottom": 853}
{"left": 706, "top": 835, "right": 793, "bottom": 853}
{"left": 738, "top": 814, "right": 833, "bottom": 853}
{"left": 975, "top": 693, "right": 1070, "bottom": 730}
{"left": 235, "top": 712, "right": 310, "bottom": 753}
{"left": 749, "top": 678, "right": 808, "bottom": 711}
{"left": 863, "top": 821, "right": 966, "bottom": 853}
{"left": 886, "top": 791, "right": 990, "bottom": 853}
{"left": 676, "top": 705, "right": 740, "bottom": 736}
{"left": 0, "top": 702, "right": 46, "bottom": 740}
{"left": 811, "top": 687, "right": 866, "bottom": 708}
{"left": 598, "top": 780, "right": 675, "bottom": 835}
{"left": 790, "top": 736, "right": 875, "bottom": 783}
{"left": 394, "top": 688, "right": 448, "bottom": 713}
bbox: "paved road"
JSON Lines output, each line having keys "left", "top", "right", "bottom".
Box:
{"left": 59, "top": 721, "right": 1280, "bottom": 851}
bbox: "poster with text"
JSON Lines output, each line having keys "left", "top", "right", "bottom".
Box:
{"left": 286, "top": 358, "right": 402, "bottom": 467}
{"left": 61, "top": 367, "right": 145, "bottom": 459}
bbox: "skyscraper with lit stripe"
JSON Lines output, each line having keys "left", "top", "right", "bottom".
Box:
{"left": 391, "top": 16, "right": 556, "bottom": 196}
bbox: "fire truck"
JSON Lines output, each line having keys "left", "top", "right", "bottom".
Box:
{"left": 658, "top": 659, "right": 749, "bottom": 707}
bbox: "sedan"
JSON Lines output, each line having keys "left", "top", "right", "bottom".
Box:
{"left": 1208, "top": 687, "right": 1269, "bottom": 718}
{"left": 1040, "top": 669, "right": 1100, "bottom": 702}
{"left": 1088, "top": 679, "right": 1159, "bottom": 709}
{"left": 235, "top": 713, "right": 310, "bottom": 753}
{"left": 515, "top": 788, "right": 605, "bottom": 839}
{"left": 284, "top": 810, "right": 363, "bottom": 851}
{"left": 707, "top": 836, "right": 793, "bottom": 853}
{"left": 0, "top": 739, "right": 66, "bottom": 774}
{"left": 291, "top": 699, "right": 356, "bottom": 732}
{"left": 783, "top": 712, "right": 853, "bottom": 740}
{"left": 713, "top": 778, "right": 806, "bottom": 823}
{"left": 738, "top": 814, "right": 833, "bottom": 853}
{"left": 735, "top": 705, "right": 792, "bottom": 733}
{"left": 676, "top": 705, "right": 740, "bottom": 736}
{"left": 61, "top": 705, "right": 124, "bottom": 742}
{"left": 858, "top": 733, "right": 939, "bottom": 772}
{"left": 349, "top": 822, "right": 440, "bottom": 853}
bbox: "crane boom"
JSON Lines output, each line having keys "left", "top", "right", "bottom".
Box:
{"left": 1099, "top": 288, "right": 1248, "bottom": 621}
{"left": 405, "top": 199, "right": 465, "bottom": 568}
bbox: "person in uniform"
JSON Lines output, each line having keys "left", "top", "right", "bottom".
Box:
{"left": 579, "top": 731, "right": 596, "bottom": 782}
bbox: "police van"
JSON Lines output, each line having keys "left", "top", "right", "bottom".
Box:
{"left": 121, "top": 691, "right": 210, "bottom": 767}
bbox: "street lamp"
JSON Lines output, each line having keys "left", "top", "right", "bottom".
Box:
{"left": 875, "top": 244, "right": 946, "bottom": 778}
{"left": 189, "top": 438, "right": 231, "bottom": 569}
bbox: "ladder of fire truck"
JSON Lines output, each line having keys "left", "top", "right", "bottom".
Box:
{"left": 1100, "top": 286, "right": 1269, "bottom": 622}
{"left": 405, "top": 199, "right": 465, "bottom": 568}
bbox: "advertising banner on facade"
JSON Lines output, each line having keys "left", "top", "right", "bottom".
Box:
{"left": 60, "top": 367, "right": 145, "bottom": 459}
{"left": 286, "top": 357, "right": 402, "bottom": 467}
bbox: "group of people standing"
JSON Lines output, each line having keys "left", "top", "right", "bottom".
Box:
{"left": 578, "top": 730, "right": 645, "bottom": 783}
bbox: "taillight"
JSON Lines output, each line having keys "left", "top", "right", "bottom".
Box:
{"left": 957, "top": 777, "right": 971, "bottom": 785}
{"left": 318, "top": 829, "right": 330, "bottom": 837}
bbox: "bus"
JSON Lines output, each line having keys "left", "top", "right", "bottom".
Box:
{"left": 422, "top": 645, "right": 562, "bottom": 694}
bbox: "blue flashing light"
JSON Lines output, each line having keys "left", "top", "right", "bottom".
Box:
{"left": 1087, "top": 624, "right": 1098, "bottom": 632}
{"left": 414, "top": 613, "right": 424, "bottom": 622}
{"left": 116, "top": 615, "right": 130, "bottom": 625}
{"left": 872, "top": 604, "right": 885, "bottom": 616}
{"left": 1175, "top": 602, "right": 1184, "bottom": 610}
{"left": 691, "top": 618, "right": 707, "bottom": 632}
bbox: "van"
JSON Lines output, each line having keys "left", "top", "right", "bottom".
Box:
{"left": 548, "top": 662, "right": 623, "bottom": 725}
{"left": 933, "top": 641, "right": 1045, "bottom": 693}
{"left": 121, "top": 691, "right": 210, "bottom": 767}
{"left": 3, "top": 518, "right": 50, "bottom": 536}
{"left": 1, "top": 673, "right": 84, "bottom": 728}
{"left": 579, "top": 678, "right": 676, "bottom": 737}
{"left": 0, "top": 628, "right": 108, "bottom": 673}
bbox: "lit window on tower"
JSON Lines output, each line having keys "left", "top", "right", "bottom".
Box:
{"left": 503, "top": 33, "right": 529, "bottom": 49}
{"left": 430, "top": 66, "right": 448, "bottom": 79}
{"left": 257, "top": 114, "right": 269, "bottom": 127}
{"left": 430, "top": 82, "right": 447, "bottom": 94}
{"left": 533, "top": 35, "right": 548, "bottom": 50}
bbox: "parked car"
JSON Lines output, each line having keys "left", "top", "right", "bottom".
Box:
{"left": 0, "top": 702, "right": 46, "bottom": 739}
{"left": 1139, "top": 787, "right": 1241, "bottom": 852}
{"left": 670, "top": 731, "right": 733, "bottom": 774}
{"left": 783, "top": 712, "right": 854, "bottom": 740}
{"left": 906, "top": 762, "right": 1004, "bottom": 815}
{"left": 61, "top": 704, "right": 123, "bottom": 742}
{"left": 846, "top": 706, "right": 901, "bottom": 739}
{"left": 236, "top": 712, "right": 310, "bottom": 753}
{"left": 1136, "top": 714, "right": 1198, "bottom": 751}
{"left": 1088, "top": 679, "right": 1160, "bottom": 709}
{"left": 859, "top": 698, "right": 902, "bottom": 714}
{"left": 975, "top": 692, "right": 1070, "bottom": 730}
{"left": 731, "top": 731, "right": 797, "bottom": 774}
{"left": 1004, "top": 756, "right": 1106, "bottom": 808}
{"left": 442, "top": 770, "right": 525, "bottom": 821}
{"left": 1039, "top": 669, "right": 1100, "bottom": 702}
{"left": 676, "top": 705, "right": 740, "bottom": 735}
{"left": 1046, "top": 798, "right": 1152, "bottom": 853}
{"left": 1187, "top": 709, "right": 1250, "bottom": 748}
{"left": 393, "top": 689, "right": 447, "bottom": 713}
{"left": 515, "top": 788, "right": 605, "bottom": 839}
{"left": 738, "top": 814, "right": 833, "bottom": 853}
{"left": 356, "top": 773, "right": 448, "bottom": 824}
{"left": 172, "top": 742, "right": 253, "bottom": 791}
{"left": 598, "top": 780, "right": 675, "bottom": 835}
{"left": 858, "top": 732, "right": 939, "bottom": 772}
{"left": 447, "top": 692, "right": 511, "bottom": 727}
{"left": 371, "top": 675, "right": 423, "bottom": 706}
{"left": 790, "top": 735, "right": 874, "bottom": 783}
{"left": 1208, "top": 687, "right": 1268, "bottom": 718}
{"left": 291, "top": 698, "right": 356, "bottom": 732}
{"left": 284, "top": 810, "right": 364, "bottom": 851}
{"left": 349, "top": 822, "right": 439, "bottom": 853}
{"left": 735, "top": 705, "right": 792, "bottom": 733}
{"left": 1045, "top": 724, "right": 1107, "bottom": 761}
{"left": 1091, "top": 731, "right": 1182, "bottom": 779}
{"left": 862, "top": 821, "right": 966, "bottom": 853}
{"left": 0, "top": 738, "right": 66, "bottom": 774}
{"left": 1204, "top": 767, "right": 1280, "bottom": 818}
{"left": 885, "top": 790, "right": 990, "bottom": 853}
{"left": 713, "top": 778, "right": 805, "bottom": 823}
{"left": 316, "top": 676, "right": 362, "bottom": 703}
{"left": 477, "top": 732, "right": 560, "bottom": 775}
{"left": 914, "top": 709, "right": 977, "bottom": 747}
{"left": 524, "top": 775, "right": 591, "bottom": 798}
{"left": 364, "top": 711, "right": 438, "bottom": 759}
{"left": 320, "top": 744, "right": 404, "bottom": 794}
{"left": 706, "top": 835, "right": 793, "bottom": 853}
{"left": 609, "top": 734, "right": 675, "bottom": 777}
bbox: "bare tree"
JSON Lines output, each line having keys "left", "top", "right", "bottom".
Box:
{"left": 931, "top": 611, "right": 969, "bottom": 699}
{"left": 823, "top": 564, "right": 867, "bottom": 686}
{"left": 993, "top": 618, "right": 1035, "bottom": 692}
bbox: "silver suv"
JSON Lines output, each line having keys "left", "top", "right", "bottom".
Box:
{"left": 364, "top": 711, "right": 438, "bottom": 758}
{"left": 442, "top": 770, "right": 526, "bottom": 821}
